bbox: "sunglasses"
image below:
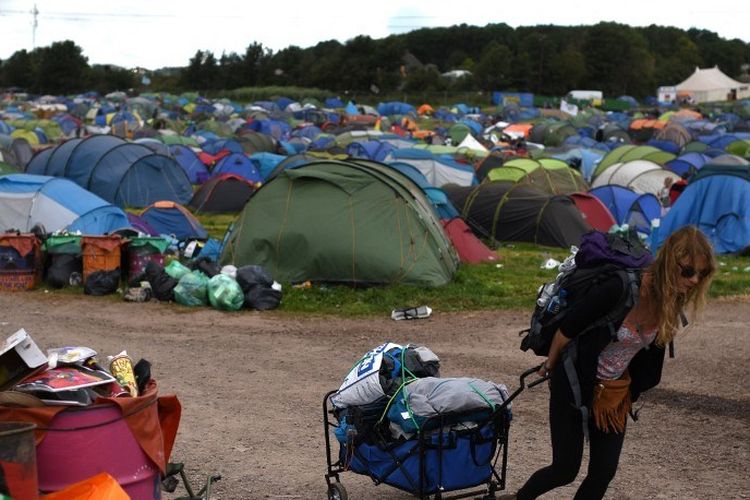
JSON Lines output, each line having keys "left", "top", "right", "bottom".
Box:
{"left": 679, "top": 264, "right": 711, "bottom": 279}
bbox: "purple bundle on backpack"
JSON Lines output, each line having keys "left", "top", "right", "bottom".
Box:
{"left": 575, "top": 230, "right": 653, "bottom": 269}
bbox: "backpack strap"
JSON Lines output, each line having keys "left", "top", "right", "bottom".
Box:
{"left": 562, "top": 343, "right": 591, "bottom": 440}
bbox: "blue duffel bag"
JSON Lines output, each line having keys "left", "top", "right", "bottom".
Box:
{"left": 342, "top": 419, "right": 499, "bottom": 495}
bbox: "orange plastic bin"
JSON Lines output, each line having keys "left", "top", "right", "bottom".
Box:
{"left": 81, "top": 235, "right": 124, "bottom": 283}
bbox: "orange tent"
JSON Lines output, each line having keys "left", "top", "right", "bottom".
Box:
{"left": 502, "top": 123, "right": 534, "bottom": 139}
{"left": 629, "top": 119, "right": 667, "bottom": 130}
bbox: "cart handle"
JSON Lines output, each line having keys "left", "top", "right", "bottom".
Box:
{"left": 501, "top": 364, "right": 550, "bottom": 408}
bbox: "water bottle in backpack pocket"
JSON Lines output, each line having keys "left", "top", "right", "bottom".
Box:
{"left": 519, "top": 229, "right": 653, "bottom": 357}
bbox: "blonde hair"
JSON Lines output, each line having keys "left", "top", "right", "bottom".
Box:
{"left": 646, "top": 226, "right": 716, "bottom": 346}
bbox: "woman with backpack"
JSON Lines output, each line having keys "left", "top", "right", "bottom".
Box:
{"left": 502, "top": 225, "right": 716, "bottom": 500}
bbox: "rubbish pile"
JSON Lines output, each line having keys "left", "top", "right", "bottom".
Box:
{"left": 0, "top": 328, "right": 149, "bottom": 405}
{"left": 0, "top": 228, "right": 283, "bottom": 312}
{"left": 129, "top": 259, "right": 282, "bottom": 311}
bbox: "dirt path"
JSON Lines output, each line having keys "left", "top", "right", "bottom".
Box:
{"left": 2, "top": 292, "right": 748, "bottom": 499}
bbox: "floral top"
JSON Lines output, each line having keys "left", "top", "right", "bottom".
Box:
{"left": 597, "top": 322, "right": 657, "bottom": 380}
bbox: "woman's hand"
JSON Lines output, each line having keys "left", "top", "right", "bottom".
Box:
{"left": 541, "top": 330, "right": 572, "bottom": 378}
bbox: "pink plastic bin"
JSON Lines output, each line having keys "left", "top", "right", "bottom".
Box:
{"left": 36, "top": 404, "right": 161, "bottom": 499}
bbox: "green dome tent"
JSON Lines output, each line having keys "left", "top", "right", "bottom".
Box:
{"left": 528, "top": 121, "right": 578, "bottom": 147}
{"left": 485, "top": 158, "right": 588, "bottom": 195}
{"left": 236, "top": 130, "right": 276, "bottom": 154}
{"left": 447, "top": 123, "right": 472, "bottom": 144}
{"left": 220, "top": 159, "right": 459, "bottom": 286}
{"left": 157, "top": 134, "right": 199, "bottom": 147}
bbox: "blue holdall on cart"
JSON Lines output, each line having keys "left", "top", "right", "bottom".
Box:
{"left": 344, "top": 419, "right": 499, "bottom": 495}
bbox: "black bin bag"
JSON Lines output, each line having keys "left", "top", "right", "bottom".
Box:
{"left": 236, "top": 265, "right": 282, "bottom": 310}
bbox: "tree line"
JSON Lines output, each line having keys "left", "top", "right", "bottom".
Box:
{"left": 2, "top": 22, "right": 749, "bottom": 98}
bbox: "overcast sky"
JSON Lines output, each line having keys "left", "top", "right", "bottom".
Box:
{"left": 1, "top": 0, "right": 749, "bottom": 69}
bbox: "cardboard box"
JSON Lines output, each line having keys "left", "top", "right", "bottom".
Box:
{"left": 0, "top": 329, "right": 48, "bottom": 391}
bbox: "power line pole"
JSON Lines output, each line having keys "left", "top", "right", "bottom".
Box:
{"left": 31, "top": 4, "right": 39, "bottom": 49}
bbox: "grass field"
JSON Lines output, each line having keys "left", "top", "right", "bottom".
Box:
{"left": 193, "top": 212, "right": 750, "bottom": 316}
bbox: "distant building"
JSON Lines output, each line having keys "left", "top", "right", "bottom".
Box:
{"left": 441, "top": 69, "right": 473, "bottom": 80}
{"left": 658, "top": 85, "right": 677, "bottom": 104}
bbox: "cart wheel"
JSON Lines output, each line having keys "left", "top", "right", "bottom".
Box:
{"left": 328, "top": 482, "right": 348, "bottom": 500}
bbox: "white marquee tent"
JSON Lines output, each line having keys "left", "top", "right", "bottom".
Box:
{"left": 675, "top": 66, "right": 750, "bottom": 104}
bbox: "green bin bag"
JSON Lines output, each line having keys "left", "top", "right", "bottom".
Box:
{"left": 207, "top": 274, "right": 244, "bottom": 311}
{"left": 165, "top": 260, "right": 191, "bottom": 280}
{"left": 174, "top": 271, "right": 209, "bottom": 307}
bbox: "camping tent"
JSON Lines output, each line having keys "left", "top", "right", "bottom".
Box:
{"left": 386, "top": 162, "right": 460, "bottom": 220}
{"left": 588, "top": 185, "right": 661, "bottom": 234}
{"left": 569, "top": 193, "right": 617, "bottom": 232}
{"left": 220, "top": 159, "right": 459, "bottom": 286}
{"left": 441, "top": 218, "right": 499, "bottom": 264}
{"left": 25, "top": 135, "right": 193, "bottom": 207}
{"left": 484, "top": 158, "right": 588, "bottom": 195}
{"left": 385, "top": 149, "right": 477, "bottom": 187}
{"left": 0, "top": 174, "right": 130, "bottom": 234}
{"left": 211, "top": 153, "right": 263, "bottom": 184}
{"left": 188, "top": 174, "right": 257, "bottom": 213}
{"left": 140, "top": 201, "right": 208, "bottom": 240}
{"left": 651, "top": 163, "right": 750, "bottom": 253}
{"left": 665, "top": 152, "right": 711, "bottom": 178}
{"left": 529, "top": 121, "right": 578, "bottom": 147}
{"left": 169, "top": 144, "right": 209, "bottom": 184}
{"left": 594, "top": 145, "right": 675, "bottom": 179}
{"left": 444, "top": 182, "right": 590, "bottom": 248}
{"left": 0, "top": 135, "right": 34, "bottom": 169}
{"left": 592, "top": 160, "right": 674, "bottom": 196}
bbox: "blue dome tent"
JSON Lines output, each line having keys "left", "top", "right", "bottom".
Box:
{"left": 387, "top": 161, "right": 460, "bottom": 219}
{"left": 0, "top": 174, "right": 130, "bottom": 234}
{"left": 211, "top": 153, "right": 263, "bottom": 184}
{"left": 169, "top": 144, "right": 209, "bottom": 184}
{"left": 345, "top": 140, "right": 395, "bottom": 162}
{"left": 248, "top": 152, "right": 285, "bottom": 181}
{"left": 24, "top": 135, "right": 192, "bottom": 208}
{"left": 651, "top": 163, "right": 750, "bottom": 254}
{"left": 588, "top": 185, "right": 661, "bottom": 234}
{"left": 140, "top": 201, "right": 208, "bottom": 240}
{"left": 202, "top": 138, "right": 244, "bottom": 155}
{"left": 665, "top": 152, "right": 711, "bottom": 178}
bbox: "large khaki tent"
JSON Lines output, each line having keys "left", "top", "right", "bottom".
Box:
{"left": 675, "top": 66, "right": 750, "bottom": 104}
{"left": 220, "top": 159, "right": 459, "bottom": 286}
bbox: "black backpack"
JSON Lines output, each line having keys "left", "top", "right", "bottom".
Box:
{"left": 519, "top": 229, "right": 653, "bottom": 356}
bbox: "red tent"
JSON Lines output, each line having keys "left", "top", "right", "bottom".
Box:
{"left": 570, "top": 193, "right": 617, "bottom": 232}
{"left": 197, "top": 149, "right": 231, "bottom": 168}
{"left": 441, "top": 218, "right": 499, "bottom": 264}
